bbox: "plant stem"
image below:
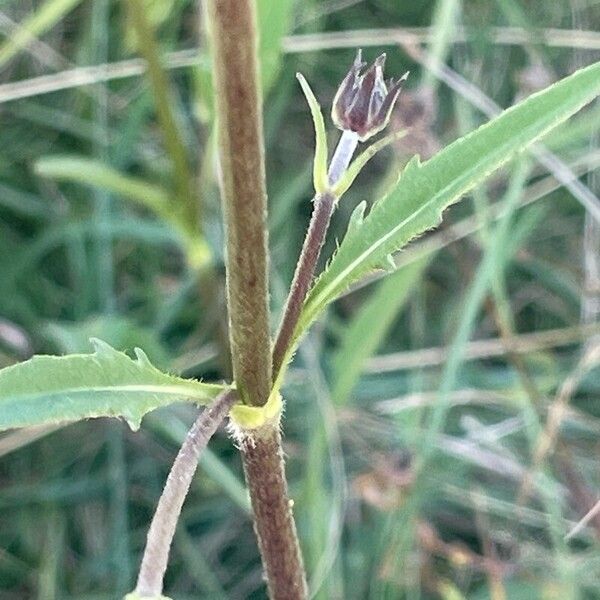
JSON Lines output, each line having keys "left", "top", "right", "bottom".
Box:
{"left": 135, "top": 390, "right": 237, "bottom": 598}
{"left": 327, "top": 130, "right": 359, "bottom": 186}
{"left": 272, "top": 131, "right": 359, "bottom": 377}
{"left": 207, "top": 2, "right": 307, "bottom": 599}
{"left": 207, "top": 0, "right": 271, "bottom": 408}
{"left": 238, "top": 418, "right": 308, "bottom": 600}
{"left": 272, "top": 191, "right": 336, "bottom": 376}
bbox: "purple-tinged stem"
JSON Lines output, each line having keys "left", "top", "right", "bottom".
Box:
{"left": 135, "top": 390, "right": 237, "bottom": 598}
{"left": 272, "top": 131, "right": 359, "bottom": 378}
{"left": 238, "top": 417, "right": 308, "bottom": 600}
{"left": 272, "top": 191, "right": 336, "bottom": 377}
{"left": 207, "top": 2, "right": 307, "bottom": 598}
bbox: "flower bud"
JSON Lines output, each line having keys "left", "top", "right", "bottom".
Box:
{"left": 332, "top": 50, "right": 409, "bottom": 141}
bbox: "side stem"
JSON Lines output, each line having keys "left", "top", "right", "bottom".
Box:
{"left": 272, "top": 131, "right": 359, "bottom": 377}
{"left": 135, "top": 391, "right": 237, "bottom": 598}
{"left": 272, "top": 192, "right": 336, "bottom": 376}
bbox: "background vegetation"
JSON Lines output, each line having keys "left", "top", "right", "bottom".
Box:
{"left": 1, "top": 0, "right": 600, "bottom": 598}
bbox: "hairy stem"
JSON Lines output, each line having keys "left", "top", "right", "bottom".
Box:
{"left": 207, "top": 0, "right": 271, "bottom": 407}
{"left": 206, "top": 2, "right": 307, "bottom": 598}
{"left": 272, "top": 191, "right": 336, "bottom": 376}
{"left": 135, "top": 391, "right": 236, "bottom": 598}
{"left": 237, "top": 417, "right": 308, "bottom": 600}
{"left": 273, "top": 131, "right": 358, "bottom": 377}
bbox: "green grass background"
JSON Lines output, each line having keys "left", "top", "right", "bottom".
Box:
{"left": 1, "top": 0, "right": 600, "bottom": 598}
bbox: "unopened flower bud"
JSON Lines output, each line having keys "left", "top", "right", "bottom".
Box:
{"left": 332, "top": 50, "right": 409, "bottom": 141}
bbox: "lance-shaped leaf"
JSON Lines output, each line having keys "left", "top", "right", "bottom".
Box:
{"left": 296, "top": 73, "right": 329, "bottom": 194}
{"left": 269, "top": 59, "right": 600, "bottom": 394}
{"left": 0, "top": 339, "right": 228, "bottom": 432}
{"left": 304, "top": 60, "right": 600, "bottom": 324}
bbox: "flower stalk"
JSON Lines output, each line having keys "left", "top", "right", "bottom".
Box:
{"left": 272, "top": 191, "right": 337, "bottom": 377}
{"left": 327, "top": 130, "right": 359, "bottom": 186}
{"left": 273, "top": 52, "right": 408, "bottom": 382}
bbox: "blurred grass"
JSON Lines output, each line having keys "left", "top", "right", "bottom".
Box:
{"left": 1, "top": 0, "right": 600, "bottom": 598}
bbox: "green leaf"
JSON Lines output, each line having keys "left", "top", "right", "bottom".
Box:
{"left": 45, "top": 315, "right": 170, "bottom": 370}
{"left": 257, "top": 0, "right": 294, "bottom": 93}
{"left": 305, "top": 59, "right": 600, "bottom": 331}
{"left": 269, "top": 59, "right": 600, "bottom": 394}
{"left": 296, "top": 73, "right": 328, "bottom": 194}
{"left": 35, "top": 156, "right": 171, "bottom": 220}
{"left": 34, "top": 156, "right": 212, "bottom": 268}
{"left": 123, "top": 0, "right": 177, "bottom": 51}
{"left": 195, "top": 0, "right": 294, "bottom": 123}
{"left": 0, "top": 339, "right": 228, "bottom": 432}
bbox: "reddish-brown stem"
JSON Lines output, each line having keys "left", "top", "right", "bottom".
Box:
{"left": 207, "top": 0, "right": 271, "bottom": 408}
{"left": 207, "top": 1, "right": 307, "bottom": 598}
{"left": 272, "top": 192, "right": 336, "bottom": 377}
{"left": 238, "top": 419, "right": 308, "bottom": 600}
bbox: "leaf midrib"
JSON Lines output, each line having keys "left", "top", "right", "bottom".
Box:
{"left": 0, "top": 383, "right": 225, "bottom": 403}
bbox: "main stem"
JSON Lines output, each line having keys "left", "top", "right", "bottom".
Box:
{"left": 207, "top": 0, "right": 271, "bottom": 408}
{"left": 207, "top": 1, "right": 307, "bottom": 598}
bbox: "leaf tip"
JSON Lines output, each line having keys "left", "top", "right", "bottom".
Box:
{"left": 296, "top": 71, "right": 329, "bottom": 194}
{"left": 124, "top": 413, "right": 143, "bottom": 431}
{"left": 90, "top": 337, "right": 118, "bottom": 356}
{"left": 134, "top": 347, "right": 152, "bottom": 368}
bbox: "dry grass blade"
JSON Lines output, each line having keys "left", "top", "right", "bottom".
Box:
{"left": 0, "top": 49, "right": 201, "bottom": 105}
{"left": 565, "top": 498, "right": 600, "bottom": 541}
{"left": 0, "top": 11, "right": 67, "bottom": 69}
{"left": 0, "top": 424, "right": 62, "bottom": 457}
{"left": 517, "top": 346, "right": 600, "bottom": 505}
{"left": 282, "top": 26, "right": 600, "bottom": 53}
{"left": 366, "top": 323, "right": 600, "bottom": 373}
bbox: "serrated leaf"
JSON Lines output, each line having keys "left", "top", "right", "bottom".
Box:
{"left": 269, "top": 59, "right": 600, "bottom": 394}
{"left": 305, "top": 59, "right": 600, "bottom": 328}
{"left": 0, "top": 339, "right": 228, "bottom": 432}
